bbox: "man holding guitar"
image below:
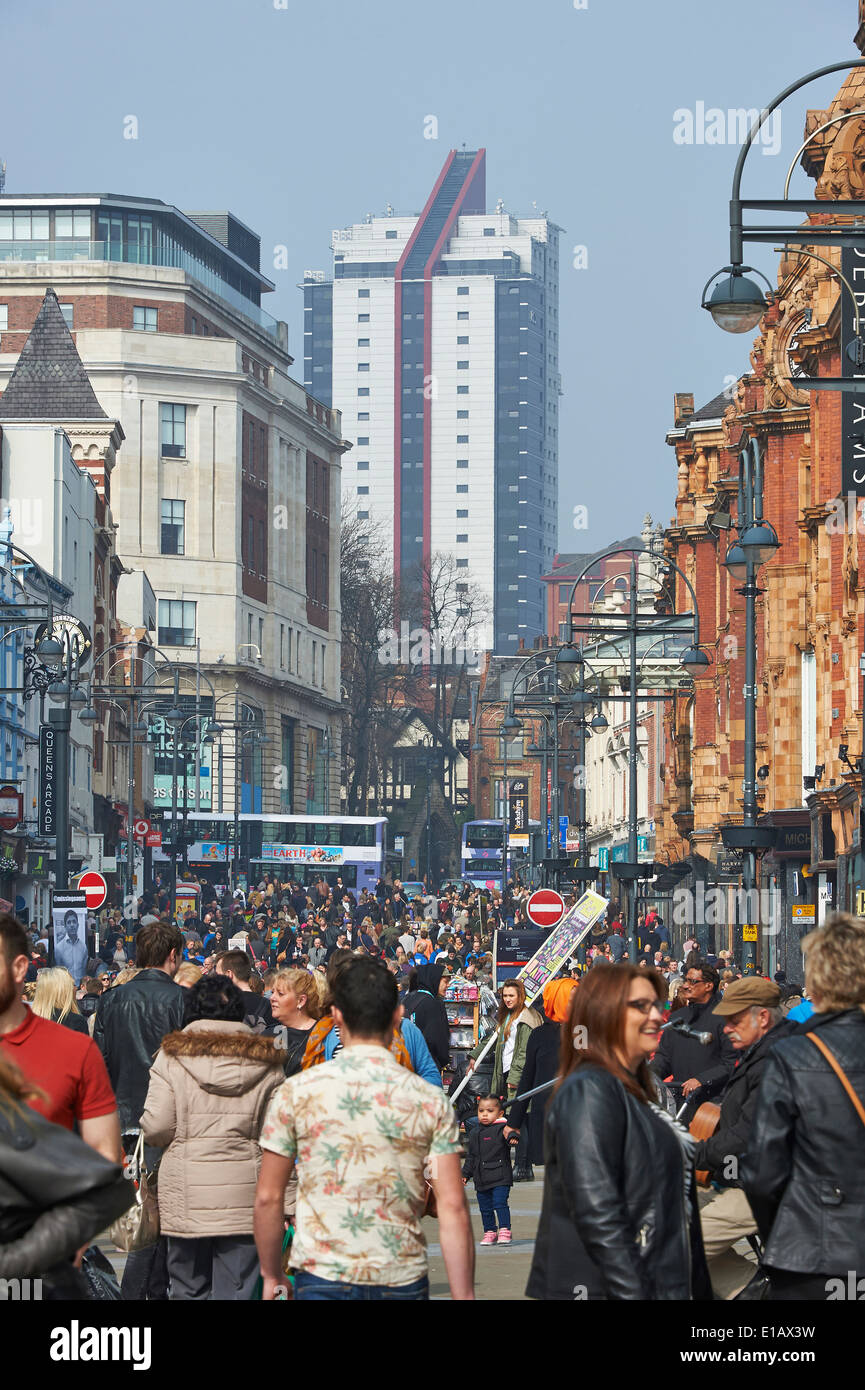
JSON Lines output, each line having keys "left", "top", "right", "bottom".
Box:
{"left": 692, "top": 977, "right": 797, "bottom": 1298}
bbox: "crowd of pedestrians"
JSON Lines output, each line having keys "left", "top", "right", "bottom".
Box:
{"left": 1, "top": 872, "right": 864, "bottom": 1303}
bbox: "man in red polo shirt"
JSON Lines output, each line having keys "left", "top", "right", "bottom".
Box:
{"left": 0, "top": 913, "right": 120, "bottom": 1161}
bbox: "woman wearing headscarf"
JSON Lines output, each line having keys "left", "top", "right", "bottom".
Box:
{"left": 506, "top": 976, "right": 577, "bottom": 1179}
{"left": 401, "top": 963, "right": 451, "bottom": 1072}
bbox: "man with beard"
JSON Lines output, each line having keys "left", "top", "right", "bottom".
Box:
{"left": 0, "top": 913, "right": 119, "bottom": 1161}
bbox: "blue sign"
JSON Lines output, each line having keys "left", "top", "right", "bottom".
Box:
{"left": 546, "top": 817, "right": 552, "bottom": 850}
{"left": 598, "top": 847, "right": 609, "bottom": 871}
{"left": 559, "top": 816, "right": 568, "bottom": 849}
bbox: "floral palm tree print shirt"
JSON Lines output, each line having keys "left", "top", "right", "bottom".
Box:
{"left": 260, "top": 1044, "right": 461, "bottom": 1286}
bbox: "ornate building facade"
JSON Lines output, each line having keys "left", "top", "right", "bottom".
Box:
{"left": 655, "top": 40, "right": 865, "bottom": 973}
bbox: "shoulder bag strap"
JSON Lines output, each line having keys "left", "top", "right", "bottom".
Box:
{"left": 808, "top": 1033, "right": 865, "bottom": 1129}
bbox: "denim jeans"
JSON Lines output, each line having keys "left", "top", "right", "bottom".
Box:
{"left": 476, "top": 1184, "right": 512, "bottom": 1232}
{"left": 294, "top": 1272, "right": 429, "bottom": 1301}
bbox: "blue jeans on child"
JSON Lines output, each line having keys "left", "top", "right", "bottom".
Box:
{"left": 476, "top": 1185, "right": 512, "bottom": 1232}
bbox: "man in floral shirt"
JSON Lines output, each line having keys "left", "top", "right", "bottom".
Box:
{"left": 254, "top": 956, "right": 474, "bottom": 1300}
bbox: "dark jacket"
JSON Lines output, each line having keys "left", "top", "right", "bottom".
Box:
{"left": 693, "top": 1017, "right": 798, "bottom": 1185}
{"left": 402, "top": 964, "right": 450, "bottom": 1070}
{"left": 527, "top": 1066, "right": 711, "bottom": 1301}
{"left": 651, "top": 992, "right": 736, "bottom": 1097}
{"left": 93, "top": 968, "right": 185, "bottom": 1132}
{"left": 507, "top": 1017, "right": 561, "bottom": 1166}
{"left": 740, "top": 1009, "right": 865, "bottom": 1276}
{"left": 462, "top": 1119, "right": 513, "bottom": 1192}
{"left": 0, "top": 1101, "right": 133, "bottom": 1286}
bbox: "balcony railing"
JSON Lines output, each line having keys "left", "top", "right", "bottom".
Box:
{"left": 0, "top": 240, "right": 284, "bottom": 346}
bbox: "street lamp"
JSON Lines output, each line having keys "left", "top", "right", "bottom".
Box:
{"left": 701, "top": 266, "right": 772, "bottom": 333}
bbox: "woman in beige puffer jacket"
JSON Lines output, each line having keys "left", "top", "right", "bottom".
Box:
{"left": 140, "top": 974, "right": 285, "bottom": 1300}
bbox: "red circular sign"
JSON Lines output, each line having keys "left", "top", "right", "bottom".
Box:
{"left": 77, "top": 871, "right": 108, "bottom": 910}
{"left": 526, "top": 888, "right": 566, "bottom": 927}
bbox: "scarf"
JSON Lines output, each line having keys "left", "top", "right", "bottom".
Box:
{"left": 301, "top": 1015, "right": 413, "bottom": 1071}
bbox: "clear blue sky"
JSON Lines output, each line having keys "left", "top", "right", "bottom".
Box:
{"left": 1, "top": 0, "right": 855, "bottom": 552}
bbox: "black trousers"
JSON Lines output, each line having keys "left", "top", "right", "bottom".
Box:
{"left": 120, "top": 1136, "right": 169, "bottom": 1302}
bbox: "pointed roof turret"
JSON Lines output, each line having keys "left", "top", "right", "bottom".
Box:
{"left": 0, "top": 288, "right": 108, "bottom": 420}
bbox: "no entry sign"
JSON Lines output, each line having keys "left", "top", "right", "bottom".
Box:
{"left": 77, "top": 870, "right": 108, "bottom": 911}
{"left": 526, "top": 888, "right": 566, "bottom": 928}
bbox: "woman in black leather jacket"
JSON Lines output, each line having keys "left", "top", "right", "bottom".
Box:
{"left": 0, "top": 1055, "right": 133, "bottom": 1298}
{"left": 741, "top": 914, "right": 865, "bottom": 1299}
{"left": 526, "top": 964, "right": 711, "bottom": 1301}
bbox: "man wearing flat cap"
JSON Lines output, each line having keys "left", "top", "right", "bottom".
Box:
{"left": 696, "top": 976, "right": 798, "bottom": 1298}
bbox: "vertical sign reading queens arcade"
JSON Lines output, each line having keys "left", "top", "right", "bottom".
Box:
{"left": 38, "top": 725, "right": 56, "bottom": 838}
{"left": 842, "top": 246, "right": 865, "bottom": 495}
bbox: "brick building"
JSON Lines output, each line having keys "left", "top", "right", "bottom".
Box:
{"left": 655, "top": 30, "right": 865, "bottom": 972}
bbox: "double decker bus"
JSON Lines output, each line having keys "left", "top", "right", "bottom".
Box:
{"left": 155, "top": 813, "right": 387, "bottom": 894}
{"left": 460, "top": 819, "right": 536, "bottom": 891}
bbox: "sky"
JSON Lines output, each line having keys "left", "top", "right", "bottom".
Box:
{"left": 0, "top": 0, "right": 856, "bottom": 555}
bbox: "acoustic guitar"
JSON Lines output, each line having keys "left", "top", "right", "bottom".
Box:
{"left": 688, "top": 1101, "right": 721, "bottom": 1187}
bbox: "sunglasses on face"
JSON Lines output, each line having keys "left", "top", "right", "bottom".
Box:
{"left": 627, "top": 997, "right": 665, "bottom": 1016}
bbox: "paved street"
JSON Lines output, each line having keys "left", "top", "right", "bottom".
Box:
{"left": 429, "top": 1176, "right": 543, "bottom": 1301}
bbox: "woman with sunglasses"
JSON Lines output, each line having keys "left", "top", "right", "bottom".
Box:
{"left": 526, "top": 963, "right": 711, "bottom": 1301}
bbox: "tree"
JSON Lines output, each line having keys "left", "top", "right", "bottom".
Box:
{"left": 340, "top": 511, "right": 412, "bottom": 814}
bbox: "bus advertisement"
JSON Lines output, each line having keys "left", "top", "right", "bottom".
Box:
{"left": 155, "top": 814, "right": 388, "bottom": 893}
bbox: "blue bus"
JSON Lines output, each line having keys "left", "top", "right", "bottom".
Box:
{"left": 460, "top": 820, "right": 535, "bottom": 891}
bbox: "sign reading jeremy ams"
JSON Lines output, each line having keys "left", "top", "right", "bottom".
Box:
{"left": 841, "top": 246, "right": 865, "bottom": 496}
{"left": 38, "top": 725, "right": 57, "bottom": 837}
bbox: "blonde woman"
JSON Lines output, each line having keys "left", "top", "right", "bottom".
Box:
{"left": 31, "top": 967, "right": 89, "bottom": 1036}
{"left": 175, "top": 962, "right": 203, "bottom": 989}
{"left": 269, "top": 968, "right": 322, "bottom": 1077}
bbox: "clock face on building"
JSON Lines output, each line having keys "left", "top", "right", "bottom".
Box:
{"left": 34, "top": 614, "right": 93, "bottom": 668}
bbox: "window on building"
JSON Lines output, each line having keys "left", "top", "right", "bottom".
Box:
{"left": 457, "top": 311, "right": 469, "bottom": 321}
{"left": 357, "top": 338, "right": 370, "bottom": 347}
{"left": 456, "top": 509, "right": 469, "bottom": 518}
{"left": 456, "top": 484, "right": 469, "bottom": 493}
{"left": 0, "top": 306, "right": 6, "bottom": 332}
{"left": 457, "top": 434, "right": 469, "bottom": 444}
{"left": 259, "top": 518, "right": 266, "bottom": 573}
{"left": 456, "top": 460, "right": 469, "bottom": 468}
{"left": 385, "top": 229, "right": 398, "bottom": 239}
{"left": 358, "top": 362, "right": 370, "bottom": 372}
{"left": 55, "top": 209, "right": 90, "bottom": 238}
{"left": 457, "top": 361, "right": 469, "bottom": 369}
{"left": 158, "top": 599, "right": 196, "bottom": 647}
{"left": 456, "top": 533, "right": 469, "bottom": 542}
{"left": 457, "top": 385, "right": 469, "bottom": 394}
{"left": 358, "top": 387, "right": 370, "bottom": 396}
{"left": 357, "top": 461, "right": 369, "bottom": 470}
{"left": 456, "top": 582, "right": 468, "bottom": 592}
{"left": 358, "top": 510, "right": 370, "bottom": 519}
{"left": 483, "top": 227, "right": 495, "bottom": 237}
{"left": 258, "top": 616, "right": 264, "bottom": 654}
{"left": 59, "top": 304, "right": 74, "bottom": 329}
{"left": 358, "top": 289, "right": 370, "bottom": 298}
{"left": 358, "top": 411, "right": 369, "bottom": 420}
{"left": 280, "top": 624, "right": 286, "bottom": 669}
{"left": 456, "top": 558, "right": 468, "bottom": 567}
{"left": 248, "top": 612, "right": 253, "bottom": 649}
{"left": 311, "top": 641, "right": 317, "bottom": 684}
{"left": 287, "top": 627, "right": 293, "bottom": 671}
{"left": 457, "top": 286, "right": 469, "bottom": 295}
{"left": 358, "top": 314, "right": 370, "bottom": 323}
{"left": 358, "top": 485, "right": 369, "bottom": 495}
{"left": 133, "top": 305, "right": 158, "bottom": 331}
{"left": 161, "top": 403, "right": 187, "bottom": 458}
{"left": 160, "top": 499, "right": 185, "bottom": 555}
{"left": 457, "top": 336, "right": 469, "bottom": 344}
{"left": 457, "top": 409, "right": 469, "bottom": 419}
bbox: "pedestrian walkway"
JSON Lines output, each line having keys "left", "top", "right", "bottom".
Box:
{"left": 428, "top": 1176, "right": 544, "bottom": 1300}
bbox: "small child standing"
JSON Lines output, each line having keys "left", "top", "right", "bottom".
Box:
{"left": 462, "top": 1094, "right": 514, "bottom": 1245}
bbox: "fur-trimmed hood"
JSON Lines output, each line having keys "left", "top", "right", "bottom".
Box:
{"left": 160, "top": 1019, "right": 284, "bottom": 1096}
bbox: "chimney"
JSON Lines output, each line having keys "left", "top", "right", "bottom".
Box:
{"left": 673, "top": 392, "right": 694, "bottom": 428}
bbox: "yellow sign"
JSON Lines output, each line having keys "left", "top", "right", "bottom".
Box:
{"left": 742, "top": 924, "right": 758, "bottom": 942}
{"left": 791, "top": 904, "right": 816, "bottom": 921}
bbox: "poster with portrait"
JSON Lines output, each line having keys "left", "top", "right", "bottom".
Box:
{"left": 51, "top": 889, "right": 89, "bottom": 983}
